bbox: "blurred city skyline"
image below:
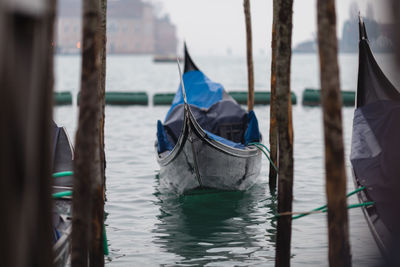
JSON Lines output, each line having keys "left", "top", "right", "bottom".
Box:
{"left": 148, "top": 0, "right": 392, "bottom": 56}
{"left": 56, "top": 0, "right": 393, "bottom": 56}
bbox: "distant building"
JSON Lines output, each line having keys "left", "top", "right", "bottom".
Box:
{"left": 294, "top": 1, "right": 394, "bottom": 54}
{"left": 293, "top": 19, "right": 394, "bottom": 54}
{"left": 340, "top": 18, "right": 393, "bottom": 53}
{"left": 56, "top": 0, "right": 177, "bottom": 54}
{"left": 293, "top": 40, "right": 317, "bottom": 53}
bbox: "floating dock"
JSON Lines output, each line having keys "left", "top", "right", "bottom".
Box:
{"left": 53, "top": 89, "right": 356, "bottom": 107}
{"left": 302, "top": 88, "right": 355, "bottom": 106}
{"left": 54, "top": 91, "right": 73, "bottom": 105}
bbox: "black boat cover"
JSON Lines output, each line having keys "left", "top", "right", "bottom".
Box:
{"left": 52, "top": 122, "right": 74, "bottom": 186}
{"left": 350, "top": 19, "right": 400, "bottom": 234}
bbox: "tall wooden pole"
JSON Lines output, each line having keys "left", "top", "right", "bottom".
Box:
{"left": 317, "top": 1, "right": 351, "bottom": 266}
{"left": 89, "top": 0, "right": 107, "bottom": 265}
{"left": 274, "top": 0, "right": 294, "bottom": 266}
{"left": 99, "top": 0, "right": 107, "bottom": 185}
{"left": 269, "top": 0, "right": 279, "bottom": 190}
{"left": 244, "top": 0, "right": 254, "bottom": 111}
{"left": 72, "top": 0, "right": 101, "bottom": 265}
{"left": 0, "top": 0, "right": 56, "bottom": 266}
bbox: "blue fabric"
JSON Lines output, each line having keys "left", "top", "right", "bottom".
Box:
{"left": 157, "top": 120, "right": 173, "bottom": 153}
{"left": 205, "top": 130, "right": 245, "bottom": 149}
{"left": 165, "top": 71, "right": 224, "bottom": 120}
{"left": 244, "top": 110, "right": 261, "bottom": 145}
{"left": 53, "top": 228, "right": 61, "bottom": 243}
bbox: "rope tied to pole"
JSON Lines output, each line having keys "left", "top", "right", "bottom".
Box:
{"left": 247, "top": 142, "right": 278, "bottom": 172}
{"left": 274, "top": 186, "right": 370, "bottom": 220}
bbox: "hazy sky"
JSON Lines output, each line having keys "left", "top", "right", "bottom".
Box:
{"left": 150, "top": 0, "right": 392, "bottom": 56}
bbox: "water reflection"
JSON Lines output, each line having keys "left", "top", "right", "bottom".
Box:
{"left": 153, "top": 178, "right": 277, "bottom": 265}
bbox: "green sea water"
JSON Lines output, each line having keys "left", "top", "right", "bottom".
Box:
{"left": 54, "top": 54, "right": 396, "bottom": 266}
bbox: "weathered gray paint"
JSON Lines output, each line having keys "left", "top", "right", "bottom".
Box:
{"left": 157, "top": 105, "right": 261, "bottom": 194}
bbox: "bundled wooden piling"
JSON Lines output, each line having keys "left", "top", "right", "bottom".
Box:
{"left": 274, "top": 0, "right": 294, "bottom": 266}
{"left": 317, "top": 0, "right": 351, "bottom": 266}
{"left": 269, "top": 0, "right": 279, "bottom": 190}
{"left": 243, "top": 0, "right": 254, "bottom": 111}
{"left": 0, "top": 0, "right": 56, "bottom": 265}
{"left": 72, "top": 0, "right": 102, "bottom": 265}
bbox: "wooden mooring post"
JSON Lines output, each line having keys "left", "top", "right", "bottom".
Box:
{"left": 71, "top": 0, "right": 103, "bottom": 265}
{"left": 269, "top": 0, "right": 279, "bottom": 191}
{"left": 90, "top": 0, "right": 107, "bottom": 265}
{"left": 0, "top": 0, "right": 56, "bottom": 265}
{"left": 317, "top": 0, "right": 351, "bottom": 266}
{"left": 274, "top": 0, "right": 294, "bottom": 266}
{"left": 243, "top": 0, "right": 254, "bottom": 111}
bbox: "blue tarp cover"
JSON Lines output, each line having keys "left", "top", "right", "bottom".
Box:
{"left": 165, "top": 71, "right": 223, "bottom": 120}
{"left": 157, "top": 120, "right": 173, "bottom": 153}
{"left": 244, "top": 110, "right": 261, "bottom": 145}
{"left": 159, "top": 70, "right": 260, "bottom": 151}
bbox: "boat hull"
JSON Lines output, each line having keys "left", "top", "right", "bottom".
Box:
{"left": 157, "top": 106, "right": 261, "bottom": 194}
{"left": 352, "top": 170, "right": 391, "bottom": 258}
{"left": 52, "top": 125, "right": 74, "bottom": 266}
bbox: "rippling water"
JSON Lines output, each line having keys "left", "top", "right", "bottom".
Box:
{"left": 54, "top": 53, "right": 396, "bottom": 266}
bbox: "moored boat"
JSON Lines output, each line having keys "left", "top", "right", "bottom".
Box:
{"left": 350, "top": 17, "right": 400, "bottom": 259}
{"left": 52, "top": 122, "right": 74, "bottom": 266}
{"left": 153, "top": 54, "right": 183, "bottom": 63}
{"left": 155, "top": 45, "right": 262, "bottom": 194}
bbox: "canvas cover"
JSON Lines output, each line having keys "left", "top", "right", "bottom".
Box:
{"left": 350, "top": 20, "right": 400, "bottom": 234}
{"left": 157, "top": 70, "right": 260, "bottom": 153}
{"left": 165, "top": 71, "right": 224, "bottom": 119}
{"left": 52, "top": 122, "right": 74, "bottom": 186}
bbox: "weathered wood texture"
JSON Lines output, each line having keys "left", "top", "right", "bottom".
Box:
{"left": 72, "top": 0, "right": 101, "bottom": 265}
{"left": 0, "top": 0, "right": 56, "bottom": 266}
{"left": 243, "top": 0, "right": 254, "bottom": 111}
{"left": 99, "top": 0, "right": 107, "bottom": 184}
{"left": 274, "top": 0, "right": 294, "bottom": 266}
{"left": 269, "top": 0, "right": 279, "bottom": 190}
{"left": 89, "top": 0, "right": 107, "bottom": 265}
{"left": 317, "top": 1, "right": 351, "bottom": 266}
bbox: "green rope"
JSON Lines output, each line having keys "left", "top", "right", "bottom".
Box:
{"left": 290, "top": 201, "right": 374, "bottom": 220}
{"left": 292, "top": 201, "right": 375, "bottom": 220}
{"left": 52, "top": 190, "right": 72, "bottom": 199}
{"left": 346, "top": 186, "right": 365, "bottom": 197}
{"left": 248, "top": 142, "right": 271, "bottom": 153}
{"left": 290, "top": 186, "right": 366, "bottom": 220}
{"left": 347, "top": 202, "right": 375, "bottom": 210}
{"left": 52, "top": 187, "right": 110, "bottom": 256}
{"left": 52, "top": 189, "right": 109, "bottom": 256}
{"left": 248, "top": 143, "right": 278, "bottom": 172}
{"left": 53, "top": 171, "right": 74, "bottom": 178}
{"left": 103, "top": 223, "right": 109, "bottom": 256}
{"left": 291, "top": 204, "right": 326, "bottom": 220}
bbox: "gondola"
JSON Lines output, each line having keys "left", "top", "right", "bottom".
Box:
{"left": 52, "top": 122, "right": 74, "bottom": 266}
{"left": 350, "top": 17, "right": 400, "bottom": 259}
{"left": 155, "top": 45, "right": 262, "bottom": 194}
